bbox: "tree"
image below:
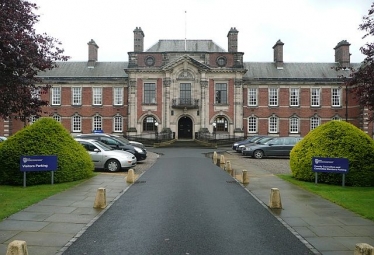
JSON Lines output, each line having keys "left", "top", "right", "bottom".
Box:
{"left": 343, "top": 3, "right": 374, "bottom": 120}
{"left": 0, "top": 0, "right": 69, "bottom": 121}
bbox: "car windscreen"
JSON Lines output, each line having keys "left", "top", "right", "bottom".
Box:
{"left": 112, "top": 136, "right": 130, "bottom": 145}
{"left": 256, "top": 137, "right": 273, "bottom": 144}
{"left": 247, "top": 136, "right": 262, "bottom": 143}
{"left": 92, "top": 141, "right": 114, "bottom": 151}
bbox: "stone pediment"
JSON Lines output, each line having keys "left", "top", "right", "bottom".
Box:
{"left": 162, "top": 55, "right": 211, "bottom": 73}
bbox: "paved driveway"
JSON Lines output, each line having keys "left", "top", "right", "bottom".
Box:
{"left": 63, "top": 148, "right": 314, "bottom": 255}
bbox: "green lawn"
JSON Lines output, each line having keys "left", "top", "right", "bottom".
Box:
{"left": 278, "top": 174, "right": 374, "bottom": 221}
{"left": 0, "top": 179, "right": 88, "bottom": 221}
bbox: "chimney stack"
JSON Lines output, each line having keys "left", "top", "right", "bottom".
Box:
{"left": 87, "top": 39, "right": 99, "bottom": 68}
{"left": 227, "top": 27, "right": 238, "bottom": 52}
{"left": 334, "top": 40, "right": 351, "bottom": 67}
{"left": 134, "top": 27, "right": 145, "bottom": 52}
{"left": 273, "top": 39, "right": 284, "bottom": 69}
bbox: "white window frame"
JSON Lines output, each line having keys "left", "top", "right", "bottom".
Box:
{"left": 247, "top": 116, "right": 258, "bottom": 133}
{"left": 92, "top": 87, "right": 102, "bottom": 105}
{"left": 31, "top": 88, "right": 41, "bottom": 99}
{"left": 53, "top": 114, "right": 61, "bottom": 122}
{"left": 268, "top": 116, "right": 279, "bottom": 133}
{"left": 51, "top": 87, "right": 61, "bottom": 105}
{"left": 113, "top": 115, "right": 123, "bottom": 132}
{"left": 215, "top": 83, "right": 228, "bottom": 104}
{"left": 290, "top": 88, "right": 300, "bottom": 106}
{"left": 331, "top": 88, "right": 341, "bottom": 107}
{"left": 72, "top": 115, "right": 81, "bottom": 132}
{"left": 248, "top": 88, "right": 257, "bottom": 106}
{"left": 93, "top": 115, "right": 102, "bottom": 131}
{"left": 144, "top": 83, "right": 156, "bottom": 104}
{"left": 113, "top": 87, "right": 123, "bottom": 105}
{"left": 310, "top": 116, "right": 320, "bottom": 130}
{"left": 72, "top": 87, "right": 82, "bottom": 105}
{"left": 332, "top": 116, "right": 341, "bottom": 121}
{"left": 29, "top": 115, "right": 38, "bottom": 125}
{"left": 268, "top": 88, "right": 278, "bottom": 106}
{"left": 289, "top": 117, "right": 299, "bottom": 133}
{"left": 311, "top": 88, "right": 321, "bottom": 107}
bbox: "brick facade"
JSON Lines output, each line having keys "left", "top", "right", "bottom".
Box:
{"left": 0, "top": 28, "right": 372, "bottom": 139}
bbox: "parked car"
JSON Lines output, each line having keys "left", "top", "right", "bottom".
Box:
{"left": 76, "top": 134, "right": 147, "bottom": 161}
{"left": 235, "top": 136, "right": 272, "bottom": 152}
{"left": 111, "top": 135, "right": 145, "bottom": 150}
{"left": 75, "top": 138, "right": 137, "bottom": 172}
{"left": 0, "top": 136, "right": 7, "bottom": 142}
{"left": 232, "top": 136, "right": 265, "bottom": 152}
{"left": 241, "top": 136, "right": 302, "bottom": 159}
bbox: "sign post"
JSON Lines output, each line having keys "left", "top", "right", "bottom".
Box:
{"left": 20, "top": 155, "right": 58, "bottom": 187}
{"left": 312, "top": 157, "right": 349, "bottom": 187}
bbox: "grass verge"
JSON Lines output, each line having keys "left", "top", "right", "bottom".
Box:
{"left": 278, "top": 174, "right": 374, "bottom": 221}
{"left": 0, "top": 179, "right": 88, "bottom": 221}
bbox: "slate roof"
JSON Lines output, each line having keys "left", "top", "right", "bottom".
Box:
{"left": 37, "top": 62, "right": 128, "bottom": 78}
{"left": 243, "top": 62, "right": 361, "bottom": 81}
{"left": 146, "top": 40, "right": 226, "bottom": 52}
{"left": 36, "top": 37, "right": 362, "bottom": 81}
{"left": 38, "top": 61, "right": 361, "bottom": 81}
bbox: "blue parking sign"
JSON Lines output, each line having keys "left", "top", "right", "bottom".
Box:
{"left": 20, "top": 155, "right": 58, "bottom": 172}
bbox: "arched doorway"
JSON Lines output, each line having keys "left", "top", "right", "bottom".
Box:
{"left": 178, "top": 116, "right": 193, "bottom": 139}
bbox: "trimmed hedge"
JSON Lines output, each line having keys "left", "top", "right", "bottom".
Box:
{"left": 290, "top": 121, "right": 374, "bottom": 186}
{"left": 0, "top": 118, "right": 94, "bottom": 185}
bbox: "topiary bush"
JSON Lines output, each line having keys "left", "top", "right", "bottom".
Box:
{"left": 0, "top": 117, "right": 94, "bottom": 185}
{"left": 290, "top": 121, "right": 374, "bottom": 186}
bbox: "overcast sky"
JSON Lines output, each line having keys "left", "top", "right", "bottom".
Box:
{"left": 33, "top": 0, "right": 373, "bottom": 63}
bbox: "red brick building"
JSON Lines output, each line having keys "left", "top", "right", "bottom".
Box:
{"left": 0, "top": 28, "right": 370, "bottom": 139}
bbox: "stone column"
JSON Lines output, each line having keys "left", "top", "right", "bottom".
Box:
{"left": 127, "top": 78, "right": 137, "bottom": 134}
{"left": 163, "top": 78, "right": 171, "bottom": 129}
{"left": 200, "top": 79, "right": 208, "bottom": 130}
{"left": 234, "top": 78, "right": 244, "bottom": 135}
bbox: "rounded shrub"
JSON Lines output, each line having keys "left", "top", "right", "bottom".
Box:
{"left": 0, "top": 118, "right": 94, "bottom": 185}
{"left": 290, "top": 121, "right": 374, "bottom": 186}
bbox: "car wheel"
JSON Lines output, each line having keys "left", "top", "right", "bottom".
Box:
{"left": 106, "top": 159, "right": 121, "bottom": 172}
{"left": 253, "top": 150, "right": 264, "bottom": 159}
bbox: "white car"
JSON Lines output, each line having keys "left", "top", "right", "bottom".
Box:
{"left": 75, "top": 138, "right": 137, "bottom": 172}
{"left": 0, "top": 136, "right": 7, "bottom": 142}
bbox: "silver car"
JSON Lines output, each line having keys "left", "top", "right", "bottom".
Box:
{"left": 75, "top": 138, "right": 137, "bottom": 172}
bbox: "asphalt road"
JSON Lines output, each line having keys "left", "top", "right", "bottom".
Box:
{"left": 63, "top": 148, "right": 314, "bottom": 255}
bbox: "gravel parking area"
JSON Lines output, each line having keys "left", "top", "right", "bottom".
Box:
{"left": 224, "top": 151, "right": 292, "bottom": 175}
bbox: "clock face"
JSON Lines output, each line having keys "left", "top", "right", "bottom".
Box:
{"left": 145, "top": 56, "right": 155, "bottom": 66}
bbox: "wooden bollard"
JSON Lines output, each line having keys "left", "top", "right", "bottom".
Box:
{"left": 219, "top": 155, "right": 225, "bottom": 169}
{"left": 269, "top": 188, "right": 282, "bottom": 209}
{"left": 93, "top": 187, "right": 107, "bottom": 209}
{"left": 6, "top": 240, "right": 28, "bottom": 255}
{"left": 126, "top": 168, "right": 135, "bottom": 183}
{"left": 242, "top": 170, "right": 249, "bottom": 184}
{"left": 355, "top": 243, "right": 374, "bottom": 255}
{"left": 213, "top": 151, "right": 218, "bottom": 165}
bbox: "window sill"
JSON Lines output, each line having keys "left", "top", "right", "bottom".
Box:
{"left": 142, "top": 103, "right": 157, "bottom": 105}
